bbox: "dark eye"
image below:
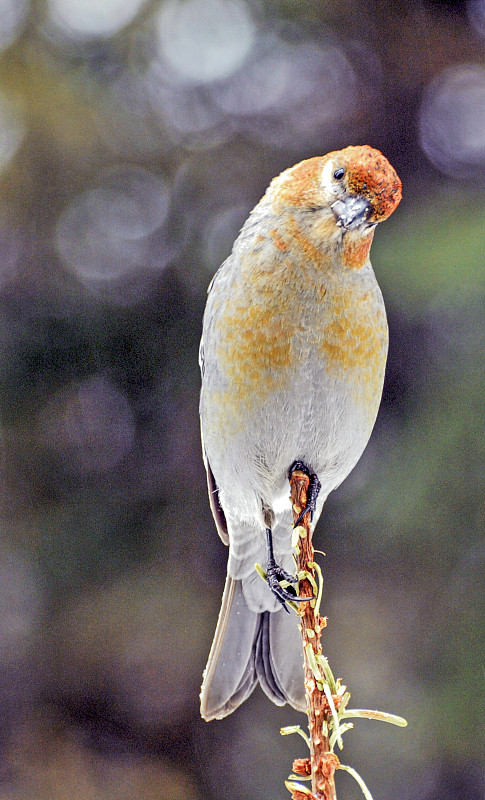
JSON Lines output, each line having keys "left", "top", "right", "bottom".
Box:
{"left": 333, "top": 168, "right": 345, "bottom": 180}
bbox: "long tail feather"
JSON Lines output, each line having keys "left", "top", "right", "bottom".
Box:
{"left": 200, "top": 574, "right": 306, "bottom": 720}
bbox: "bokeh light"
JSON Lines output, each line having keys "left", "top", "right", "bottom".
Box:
{"left": 211, "top": 36, "right": 362, "bottom": 148}
{"left": 0, "top": 0, "right": 28, "bottom": 52}
{"left": 212, "top": 33, "right": 291, "bottom": 116}
{"left": 47, "top": 0, "right": 146, "bottom": 39}
{"left": 156, "top": 0, "right": 255, "bottom": 83}
{"left": 38, "top": 375, "right": 136, "bottom": 474}
{"left": 419, "top": 64, "right": 485, "bottom": 178}
{"left": 55, "top": 166, "right": 171, "bottom": 301}
{"left": 145, "top": 30, "right": 364, "bottom": 151}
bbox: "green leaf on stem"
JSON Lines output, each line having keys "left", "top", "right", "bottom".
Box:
{"left": 341, "top": 709, "right": 408, "bottom": 727}
{"left": 280, "top": 725, "right": 311, "bottom": 749}
{"left": 338, "top": 764, "right": 374, "bottom": 800}
{"left": 324, "top": 683, "right": 342, "bottom": 749}
{"left": 285, "top": 780, "right": 314, "bottom": 796}
{"left": 304, "top": 643, "right": 323, "bottom": 683}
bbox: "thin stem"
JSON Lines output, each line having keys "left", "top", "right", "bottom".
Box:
{"left": 289, "top": 470, "right": 339, "bottom": 800}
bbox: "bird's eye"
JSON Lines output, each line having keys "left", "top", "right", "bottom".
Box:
{"left": 333, "top": 168, "right": 345, "bottom": 180}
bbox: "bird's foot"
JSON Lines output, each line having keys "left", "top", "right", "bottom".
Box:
{"left": 265, "top": 527, "right": 314, "bottom": 611}
{"left": 266, "top": 558, "right": 313, "bottom": 613}
{"left": 289, "top": 460, "right": 321, "bottom": 528}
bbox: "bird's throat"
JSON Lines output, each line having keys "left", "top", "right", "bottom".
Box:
{"left": 341, "top": 228, "right": 375, "bottom": 271}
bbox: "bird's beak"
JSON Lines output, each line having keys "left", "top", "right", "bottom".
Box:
{"left": 331, "top": 195, "right": 372, "bottom": 231}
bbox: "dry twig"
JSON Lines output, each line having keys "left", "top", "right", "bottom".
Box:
{"left": 289, "top": 469, "right": 339, "bottom": 800}
{"left": 282, "top": 470, "right": 407, "bottom": 800}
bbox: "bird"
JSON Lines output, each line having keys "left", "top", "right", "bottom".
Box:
{"left": 199, "top": 145, "right": 402, "bottom": 721}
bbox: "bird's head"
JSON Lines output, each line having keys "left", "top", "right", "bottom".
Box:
{"left": 270, "top": 145, "right": 402, "bottom": 236}
{"left": 325, "top": 145, "right": 402, "bottom": 230}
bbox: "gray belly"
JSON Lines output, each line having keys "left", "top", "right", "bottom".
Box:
{"left": 202, "top": 361, "right": 380, "bottom": 524}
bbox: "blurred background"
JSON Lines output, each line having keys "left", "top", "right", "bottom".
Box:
{"left": 0, "top": 0, "right": 483, "bottom": 798}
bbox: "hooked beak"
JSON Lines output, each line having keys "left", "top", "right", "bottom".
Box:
{"left": 331, "top": 195, "right": 372, "bottom": 231}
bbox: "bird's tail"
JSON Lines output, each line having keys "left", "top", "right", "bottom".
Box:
{"left": 200, "top": 574, "right": 306, "bottom": 720}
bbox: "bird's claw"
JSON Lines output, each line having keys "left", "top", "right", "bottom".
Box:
{"left": 289, "top": 461, "right": 322, "bottom": 528}
{"left": 266, "top": 559, "right": 314, "bottom": 613}
{"left": 267, "top": 560, "right": 296, "bottom": 584}
{"left": 293, "top": 498, "right": 317, "bottom": 528}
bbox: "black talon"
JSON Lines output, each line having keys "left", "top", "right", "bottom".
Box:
{"left": 289, "top": 461, "right": 322, "bottom": 528}
{"left": 265, "top": 528, "right": 314, "bottom": 611}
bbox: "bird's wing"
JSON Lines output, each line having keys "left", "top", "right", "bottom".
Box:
{"left": 204, "top": 455, "right": 229, "bottom": 545}
{"left": 199, "top": 256, "right": 238, "bottom": 546}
